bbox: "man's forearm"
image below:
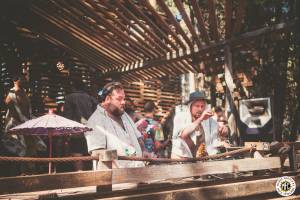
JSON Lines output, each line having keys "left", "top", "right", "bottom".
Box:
{"left": 180, "top": 120, "right": 201, "bottom": 138}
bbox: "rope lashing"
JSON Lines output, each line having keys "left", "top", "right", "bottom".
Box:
{"left": 0, "top": 147, "right": 254, "bottom": 163}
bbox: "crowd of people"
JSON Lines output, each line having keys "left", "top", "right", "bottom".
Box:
{"left": 1, "top": 76, "right": 234, "bottom": 175}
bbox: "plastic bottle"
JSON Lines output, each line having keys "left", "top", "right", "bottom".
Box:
{"left": 125, "top": 147, "right": 129, "bottom": 156}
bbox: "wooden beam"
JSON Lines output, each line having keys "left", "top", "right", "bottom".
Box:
{"left": 174, "top": 0, "right": 202, "bottom": 48}
{"left": 54, "top": 0, "right": 138, "bottom": 64}
{"left": 208, "top": 0, "right": 220, "bottom": 41}
{"left": 225, "top": 0, "right": 233, "bottom": 39}
{"left": 77, "top": 0, "right": 153, "bottom": 60}
{"left": 31, "top": 4, "right": 119, "bottom": 68}
{"left": 190, "top": 0, "right": 210, "bottom": 44}
{"left": 0, "top": 170, "right": 112, "bottom": 195}
{"left": 104, "top": 175, "right": 300, "bottom": 200}
{"left": 125, "top": 0, "right": 178, "bottom": 51}
{"left": 170, "top": 62, "right": 188, "bottom": 74}
{"left": 112, "top": 0, "right": 172, "bottom": 54}
{"left": 174, "top": 60, "right": 194, "bottom": 73}
{"left": 157, "top": 0, "right": 194, "bottom": 50}
{"left": 26, "top": 10, "right": 108, "bottom": 71}
{"left": 43, "top": 0, "right": 129, "bottom": 67}
{"left": 232, "top": 0, "right": 246, "bottom": 35}
{"left": 141, "top": 0, "right": 187, "bottom": 52}
{"left": 107, "top": 21, "right": 294, "bottom": 77}
{"left": 224, "top": 45, "right": 235, "bottom": 94}
{"left": 42, "top": 32, "right": 105, "bottom": 72}
{"left": 93, "top": 0, "right": 164, "bottom": 59}
{"left": 224, "top": 45, "right": 241, "bottom": 145}
{"left": 40, "top": 1, "right": 124, "bottom": 68}
{"left": 112, "top": 157, "right": 281, "bottom": 184}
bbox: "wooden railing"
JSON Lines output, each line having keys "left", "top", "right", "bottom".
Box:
{"left": 0, "top": 149, "right": 282, "bottom": 195}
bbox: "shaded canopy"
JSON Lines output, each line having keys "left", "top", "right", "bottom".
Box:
{"left": 3, "top": 0, "right": 294, "bottom": 81}
{"left": 9, "top": 113, "right": 91, "bottom": 136}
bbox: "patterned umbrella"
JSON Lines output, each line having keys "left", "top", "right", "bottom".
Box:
{"left": 9, "top": 110, "right": 92, "bottom": 173}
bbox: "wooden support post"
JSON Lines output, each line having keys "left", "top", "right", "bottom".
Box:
{"left": 92, "top": 149, "right": 117, "bottom": 193}
{"left": 224, "top": 45, "right": 241, "bottom": 145}
{"left": 289, "top": 143, "right": 298, "bottom": 171}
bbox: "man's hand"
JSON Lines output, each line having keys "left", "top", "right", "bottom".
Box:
{"left": 197, "top": 110, "right": 213, "bottom": 123}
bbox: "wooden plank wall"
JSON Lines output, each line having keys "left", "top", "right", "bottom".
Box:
{"left": 124, "top": 77, "right": 182, "bottom": 118}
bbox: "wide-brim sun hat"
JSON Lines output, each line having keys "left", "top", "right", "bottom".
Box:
{"left": 185, "top": 90, "right": 208, "bottom": 105}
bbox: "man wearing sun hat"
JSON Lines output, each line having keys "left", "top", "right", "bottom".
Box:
{"left": 171, "top": 90, "right": 224, "bottom": 158}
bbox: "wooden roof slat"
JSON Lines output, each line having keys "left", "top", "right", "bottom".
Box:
{"left": 45, "top": 2, "right": 126, "bottom": 68}
{"left": 50, "top": 0, "right": 134, "bottom": 67}
{"left": 136, "top": 70, "right": 156, "bottom": 80}
{"left": 86, "top": 0, "right": 161, "bottom": 59}
{"left": 157, "top": 0, "right": 194, "bottom": 51}
{"left": 78, "top": 0, "right": 154, "bottom": 60}
{"left": 190, "top": 0, "right": 210, "bottom": 44}
{"left": 42, "top": 33, "right": 105, "bottom": 72}
{"left": 150, "top": 67, "right": 166, "bottom": 77}
{"left": 143, "top": 68, "right": 164, "bottom": 79}
{"left": 174, "top": 0, "right": 202, "bottom": 48}
{"left": 148, "top": 64, "right": 177, "bottom": 77}
{"left": 77, "top": 13, "right": 143, "bottom": 62}
{"left": 113, "top": 0, "right": 173, "bottom": 54}
{"left": 143, "top": 66, "right": 163, "bottom": 77}
{"left": 170, "top": 61, "right": 187, "bottom": 74}
{"left": 82, "top": 0, "right": 159, "bottom": 61}
{"left": 106, "top": 21, "right": 295, "bottom": 77}
{"left": 208, "top": 0, "right": 220, "bottom": 41}
{"left": 133, "top": 70, "right": 153, "bottom": 80}
{"left": 23, "top": 0, "right": 294, "bottom": 80}
{"left": 149, "top": 65, "right": 170, "bottom": 77}
{"left": 30, "top": 6, "right": 112, "bottom": 71}
{"left": 225, "top": 0, "right": 233, "bottom": 39}
{"left": 158, "top": 65, "right": 175, "bottom": 77}
{"left": 232, "top": 0, "right": 246, "bottom": 35}
{"left": 164, "top": 63, "right": 182, "bottom": 75}
{"left": 177, "top": 60, "right": 195, "bottom": 73}
{"left": 57, "top": 2, "right": 137, "bottom": 65}
{"left": 178, "top": 60, "right": 198, "bottom": 73}
{"left": 125, "top": 0, "right": 178, "bottom": 51}
{"left": 33, "top": 2, "right": 123, "bottom": 68}
{"left": 100, "top": 1, "right": 166, "bottom": 59}
{"left": 141, "top": 0, "right": 187, "bottom": 52}
{"left": 120, "top": 73, "right": 136, "bottom": 82}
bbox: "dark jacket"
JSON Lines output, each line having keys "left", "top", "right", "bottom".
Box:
{"left": 64, "top": 90, "right": 98, "bottom": 123}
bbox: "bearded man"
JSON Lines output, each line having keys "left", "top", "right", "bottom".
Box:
{"left": 85, "top": 82, "right": 150, "bottom": 168}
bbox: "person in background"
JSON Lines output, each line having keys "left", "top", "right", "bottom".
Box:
{"left": 212, "top": 106, "right": 224, "bottom": 122}
{"left": 213, "top": 106, "right": 231, "bottom": 148}
{"left": 161, "top": 108, "right": 176, "bottom": 158}
{"left": 3, "top": 75, "right": 43, "bottom": 174}
{"left": 63, "top": 79, "right": 98, "bottom": 171}
{"left": 124, "top": 98, "right": 142, "bottom": 123}
{"left": 136, "top": 101, "right": 171, "bottom": 158}
{"left": 85, "top": 82, "right": 152, "bottom": 168}
{"left": 5, "top": 76, "right": 32, "bottom": 133}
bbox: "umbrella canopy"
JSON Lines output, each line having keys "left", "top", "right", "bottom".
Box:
{"left": 8, "top": 111, "right": 92, "bottom": 174}
{"left": 9, "top": 113, "right": 91, "bottom": 136}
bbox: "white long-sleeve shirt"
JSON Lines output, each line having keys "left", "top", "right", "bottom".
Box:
{"left": 171, "top": 104, "right": 219, "bottom": 158}
{"left": 85, "top": 105, "right": 144, "bottom": 168}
